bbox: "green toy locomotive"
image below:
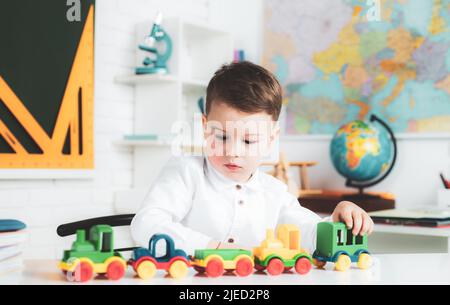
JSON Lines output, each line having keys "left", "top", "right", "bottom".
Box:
{"left": 313, "top": 222, "right": 372, "bottom": 271}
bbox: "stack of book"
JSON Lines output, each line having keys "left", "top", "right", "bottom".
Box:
{"left": 369, "top": 208, "right": 450, "bottom": 228}
{"left": 0, "top": 220, "right": 27, "bottom": 276}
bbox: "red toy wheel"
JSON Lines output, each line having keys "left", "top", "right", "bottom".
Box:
{"left": 266, "top": 258, "right": 284, "bottom": 276}
{"left": 205, "top": 259, "right": 224, "bottom": 278}
{"left": 235, "top": 257, "right": 253, "bottom": 277}
{"left": 295, "top": 257, "right": 312, "bottom": 275}
{"left": 193, "top": 266, "right": 206, "bottom": 274}
{"left": 106, "top": 261, "right": 125, "bottom": 280}
{"left": 68, "top": 262, "right": 93, "bottom": 282}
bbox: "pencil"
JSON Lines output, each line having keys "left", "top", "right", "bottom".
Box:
{"left": 440, "top": 173, "right": 450, "bottom": 189}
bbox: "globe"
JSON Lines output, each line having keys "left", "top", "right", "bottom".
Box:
{"left": 330, "top": 115, "right": 396, "bottom": 189}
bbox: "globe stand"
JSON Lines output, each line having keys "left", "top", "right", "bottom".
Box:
{"left": 343, "top": 114, "right": 398, "bottom": 201}
{"left": 341, "top": 187, "right": 385, "bottom": 200}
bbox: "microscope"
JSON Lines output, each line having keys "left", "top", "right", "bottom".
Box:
{"left": 136, "top": 12, "right": 173, "bottom": 75}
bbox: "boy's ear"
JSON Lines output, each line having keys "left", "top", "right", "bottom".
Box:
{"left": 270, "top": 125, "right": 280, "bottom": 144}
{"left": 264, "top": 124, "right": 280, "bottom": 157}
{"left": 202, "top": 114, "right": 208, "bottom": 140}
{"left": 202, "top": 114, "right": 207, "bottom": 127}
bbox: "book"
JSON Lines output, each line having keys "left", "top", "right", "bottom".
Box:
{"left": 0, "top": 220, "right": 26, "bottom": 233}
{"left": 0, "top": 231, "right": 28, "bottom": 248}
{"left": 369, "top": 208, "right": 450, "bottom": 228}
{"left": 0, "top": 245, "right": 23, "bottom": 262}
{"left": 0, "top": 255, "right": 23, "bottom": 277}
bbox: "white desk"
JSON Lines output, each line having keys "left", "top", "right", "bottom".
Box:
{"left": 371, "top": 225, "right": 450, "bottom": 254}
{"left": 1, "top": 254, "right": 449, "bottom": 285}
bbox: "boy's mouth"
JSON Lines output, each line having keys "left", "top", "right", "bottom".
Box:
{"left": 224, "top": 163, "right": 242, "bottom": 171}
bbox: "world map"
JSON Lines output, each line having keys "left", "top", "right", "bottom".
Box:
{"left": 263, "top": 0, "right": 450, "bottom": 135}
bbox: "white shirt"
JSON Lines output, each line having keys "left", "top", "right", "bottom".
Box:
{"left": 131, "top": 156, "right": 328, "bottom": 255}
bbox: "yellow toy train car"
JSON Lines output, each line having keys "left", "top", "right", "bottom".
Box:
{"left": 253, "top": 224, "right": 312, "bottom": 276}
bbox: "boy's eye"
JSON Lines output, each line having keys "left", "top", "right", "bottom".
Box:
{"left": 215, "top": 135, "right": 227, "bottom": 141}
{"left": 244, "top": 139, "right": 258, "bottom": 145}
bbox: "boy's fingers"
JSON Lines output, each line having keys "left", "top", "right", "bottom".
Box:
{"left": 360, "top": 214, "right": 371, "bottom": 235}
{"left": 352, "top": 211, "right": 363, "bottom": 236}
{"left": 342, "top": 212, "right": 353, "bottom": 229}
{"left": 368, "top": 217, "right": 375, "bottom": 235}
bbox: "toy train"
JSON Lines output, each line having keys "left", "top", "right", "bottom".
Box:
{"left": 57, "top": 217, "right": 371, "bottom": 282}
{"left": 313, "top": 222, "right": 372, "bottom": 272}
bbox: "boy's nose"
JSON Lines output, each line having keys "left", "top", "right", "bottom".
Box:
{"left": 226, "top": 140, "right": 243, "bottom": 157}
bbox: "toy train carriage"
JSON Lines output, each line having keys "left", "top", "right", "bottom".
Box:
{"left": 253, "top": 224, "right": 312, "bottom": 276}
{"left": 191, "top": 249, "right": 254, "bottom": 278}
{"left": 129, "top": 234, "right": 190, "bottom": 280}
{"left": 58, "top": 225, "right": 127, "bottom": 282}
{"left": 313, "top": 222, "right": 372, "bottom": 271}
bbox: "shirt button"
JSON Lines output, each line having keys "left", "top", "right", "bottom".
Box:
{"left": 238, "top": 200, "right": 244, "bottom": 205}
{"left": 228, "top": 238, "right": 235, "bottom": 243}
{"left": 236, "top": 185, "right": 242, "bottom": 190}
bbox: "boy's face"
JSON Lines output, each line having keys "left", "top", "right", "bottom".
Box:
{"left": 202, "top": 101, "right": 279, "bottom": 183}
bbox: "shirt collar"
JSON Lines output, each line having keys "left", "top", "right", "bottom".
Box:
{"left": 204, "top": 157, "right": 263, "bottom": 192}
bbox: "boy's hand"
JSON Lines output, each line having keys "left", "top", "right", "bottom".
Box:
{"left": 331, "top": 201, "right": 374, "bottom": 236}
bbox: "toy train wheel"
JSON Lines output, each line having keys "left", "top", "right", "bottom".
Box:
{"left": 357, "top": 253, "right": 372, "bottom": 270}
{"left": 335, "top": 255, "right": 351, "bottom": 272}
{"left": 193, "top": 266, "right": 206, "bottom": 274}
{"left": 169, "top": 260, "right": 189, "bottom": 279}
{"left": 295, "top": 258, "right": 312, "bottom": 275}
{"left": 235, "top": 257, "right": 253, "bottom": 277}
{"left": 106, "top": 261, "right": 126, "bottom": 280}
{"left": 67, "top": 262, "right": 93, "bottom": 282}
{"left": 266, "top": 258, "right": 284, "bottom": 276}
{"left": 136, "top": 260, "right": 157, "bottom": 280}
{"left": 206, "top": 259, "right": 224, "bottom": 278}
{"left": 313, "top": 258, "right": 326, "bottom": 269}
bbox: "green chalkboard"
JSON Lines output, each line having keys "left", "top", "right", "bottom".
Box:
{"left": 0, "top": 0, "right": 95, "bottom": 155}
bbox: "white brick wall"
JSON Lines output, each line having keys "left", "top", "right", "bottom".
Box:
{"left": 0, "top": 0, "right": 211, "bottom": 259}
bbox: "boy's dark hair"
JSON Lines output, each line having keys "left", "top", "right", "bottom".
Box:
{"left": 206, "top": 61, "right": 283, "bottom": 121}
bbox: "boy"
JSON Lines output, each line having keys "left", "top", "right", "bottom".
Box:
{"left": 131, "top": 61, "right": 374, "bottom": 255}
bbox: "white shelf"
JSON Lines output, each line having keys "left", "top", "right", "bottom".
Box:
{"left": 114, "top": 74, "right": 178, "bottom": 85}
{"left": 114, "top": 139, "right": 204, "bottom": 154}
{"left": 114, "top": 139, "right": 173, "bottom": 147}
{"left": 115, "top": 74, "right": 209, "bottom": 90}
